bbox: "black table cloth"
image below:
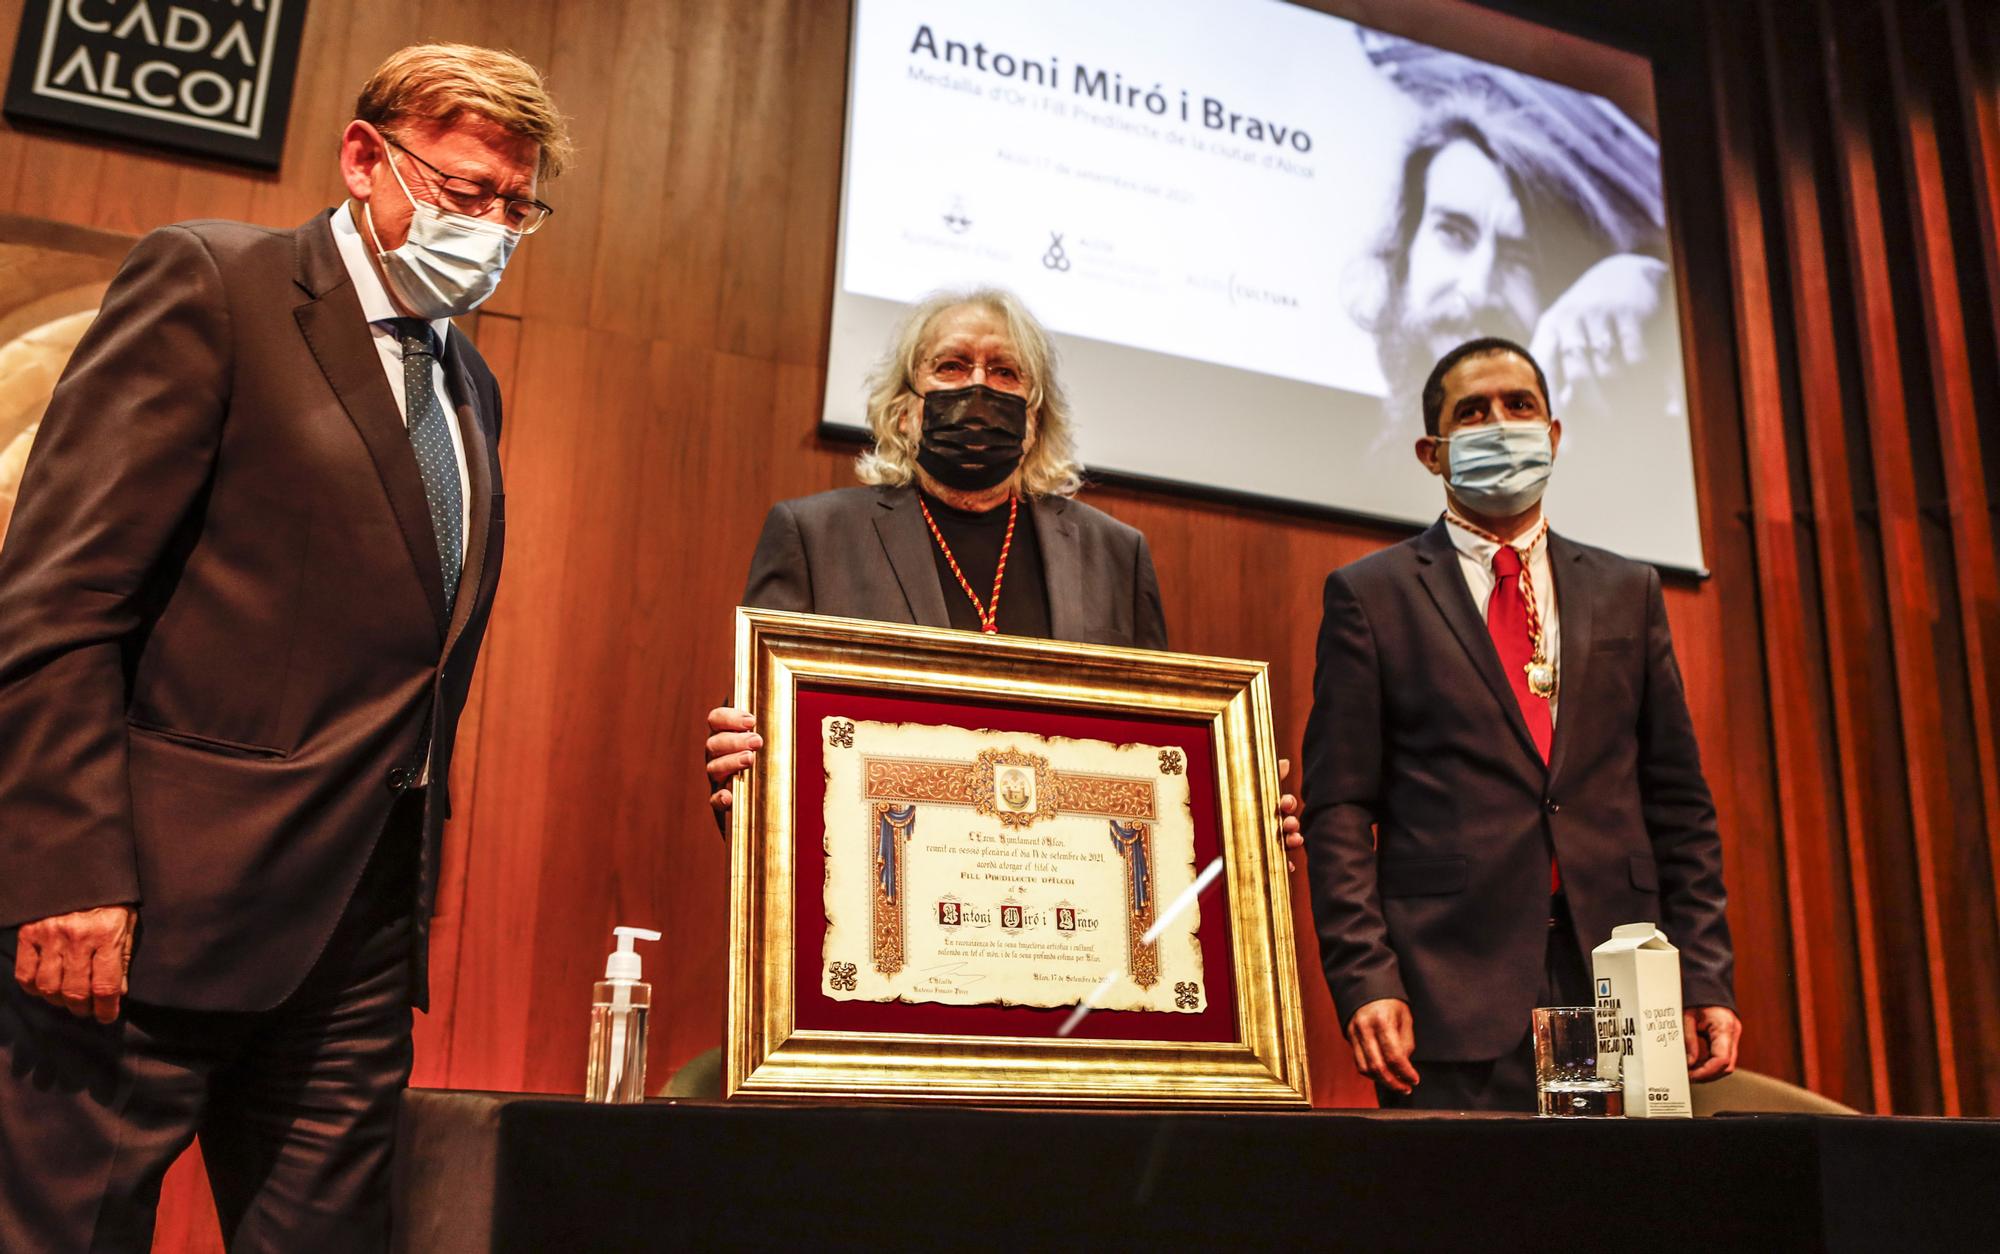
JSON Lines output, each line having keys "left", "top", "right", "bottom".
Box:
{"left": 393, "top": 1089, "right": 2000, "bottom": 1253}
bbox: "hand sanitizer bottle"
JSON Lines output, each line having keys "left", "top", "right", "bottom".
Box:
{"left": 584, "top": 926, "right": 660, "bottom": 1103}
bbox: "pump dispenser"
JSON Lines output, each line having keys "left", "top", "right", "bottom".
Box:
{"left": 584, "top": 926, "right": 660, "bottom": 1103}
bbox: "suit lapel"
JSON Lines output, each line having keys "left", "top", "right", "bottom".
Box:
{"left": 1034, "top": 496, "right": 1086, "bottom": 642}
{"left": 439, "top": 332, "right": 499, "bottom": 657}
{"left": 873, "top": 487, "right": 951, "bottom": 627}
{"left": 1413, "top": 520, "right": 1543, "bottom": 766}
{"left": 291, "top": 213, "right": 450, "bottom": 638}
{"left": 1544, "top": 532, "right": 1591, "bottom": 785}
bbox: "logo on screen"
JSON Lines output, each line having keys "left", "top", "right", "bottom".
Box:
{"left": 1041, "top": 231, "right": 1070, "bottom": 272}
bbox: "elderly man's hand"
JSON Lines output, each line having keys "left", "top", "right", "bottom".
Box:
{"left": 1347, "top": 997, "right": 1421, "bottom": 1095}
{"left": 14, "top": 904, "right": 136, "bottom": 1024}
{"left": 1276, "top": 757, "right": 1303, "bottom": 872}
{"left": 706, "top": 706, "right": 763, "bottom": 821}
{"left": 1685, "top": 1005, "right": 1741, "bottom": 1082}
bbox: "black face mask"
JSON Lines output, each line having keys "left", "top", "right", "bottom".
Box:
{"left": 916, "top": 384, "right": 1030, "bottom": 492}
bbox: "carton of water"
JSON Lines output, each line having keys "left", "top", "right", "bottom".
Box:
{"left": 1591, "top": 923, "right": 1692, "bottom": 1119}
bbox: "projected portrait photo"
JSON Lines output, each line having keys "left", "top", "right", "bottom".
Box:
{"left": 823, "top": 0, "right": 1705, "bottom": 569}
{"left": 1347, "top": 31, "right": 1681, "bottom": 461}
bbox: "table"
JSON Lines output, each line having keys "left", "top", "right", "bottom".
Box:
{"left": 393, "top": 1090, "right": 2000, "bottom": 1252}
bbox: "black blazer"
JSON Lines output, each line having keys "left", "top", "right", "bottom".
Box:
{"left": 741, "top": 484, "right": 1168, "bottom": 649}
{"left": 0, "top": 211, "right": 504, "bottom": 1012}
{"left": 1300, "top": 520, "right": 1732, "bottom": 1061}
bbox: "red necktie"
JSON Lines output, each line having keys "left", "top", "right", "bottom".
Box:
{"left": 1488, "top": 546, "right": 1560, "bottom": 893}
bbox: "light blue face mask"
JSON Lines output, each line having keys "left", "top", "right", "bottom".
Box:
{"left": 1446, "top": 421, "right": 1554, "bottom": 517}
{"left": 365, "top": 149, "right": 519, "bottom": 320}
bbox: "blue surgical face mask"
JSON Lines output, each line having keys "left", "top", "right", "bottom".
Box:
{"left": 365, "top": 149, "right": 519, "bottom": 320}
{"left": 1446, "top": 421, "right": 1554, "bottom": 516}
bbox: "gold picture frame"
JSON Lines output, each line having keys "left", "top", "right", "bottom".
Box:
{"left": 726, "top": 607, "right": 1310, "bottom": 1107}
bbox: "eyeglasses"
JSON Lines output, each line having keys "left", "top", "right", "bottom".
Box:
{"left": 384, "top": 135, "right": 554, "bottom": 234}
{"left": 922, "top": 353, "right": 1025, "bottom": 390}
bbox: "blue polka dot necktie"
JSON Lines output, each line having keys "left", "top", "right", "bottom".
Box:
{"left": 386, "top": 318, "right": 462, "bottom": 615}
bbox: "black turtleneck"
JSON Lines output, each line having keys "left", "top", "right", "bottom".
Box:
{"left": 918, "top": 489, "right": 1051, "bottom": 638}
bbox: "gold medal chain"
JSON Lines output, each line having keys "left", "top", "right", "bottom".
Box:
{"left": 1446, "top": 512, "right": 1555, "bottom": 697}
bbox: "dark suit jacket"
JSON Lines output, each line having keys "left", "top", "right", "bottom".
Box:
{"left": 0, "top": 211, "right": 504, "bottom": 1013}
{"left": 1300, "top": 520, "right": 1732, "bottom": 1061}
{"left": 742, "top": 485, "right": 1168, "bottom": 648}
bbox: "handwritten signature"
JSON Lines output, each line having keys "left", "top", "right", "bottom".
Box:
{"left": 919, "top": 960, "right": 988, "bottom": 986}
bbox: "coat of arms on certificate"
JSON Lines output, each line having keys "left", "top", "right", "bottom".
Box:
{"left": 820, "top": 719, "right": 1205, "bottom": 1013}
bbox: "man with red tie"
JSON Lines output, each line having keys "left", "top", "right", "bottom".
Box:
{"left": 1300, "top": 337, "right": 1739, "bottom": 1110}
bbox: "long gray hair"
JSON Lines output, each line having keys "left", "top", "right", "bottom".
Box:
{"left": 855, "top": 288, "right": 1083, "bottom": 497}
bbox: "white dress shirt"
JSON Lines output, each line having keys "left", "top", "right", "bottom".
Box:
{"left": 332, "top": 204, "right": 473, "bottom": 784}
{"left": 330, "top": 203, "right": 472, "bottom": 546}
{"left": 1445, "top": 512, "right": 1562, "bottom": 726}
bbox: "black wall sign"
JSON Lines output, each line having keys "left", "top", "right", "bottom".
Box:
{"left": 4, "top": 1, "right": 310, "bottom": 169}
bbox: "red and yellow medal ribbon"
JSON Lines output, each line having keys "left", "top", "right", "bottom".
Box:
{"left": 919, "top": 494, "right": 1018, "bottom": 634}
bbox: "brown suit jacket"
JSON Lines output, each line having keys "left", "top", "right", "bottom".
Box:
{"left": 742, "top": 484, "right": 1167, "bottom": 648}
{"left": 1300, "top": 520, "right": 1732, "bottom": 1061}
{"left": 0, "top": 211, "right": 504, "bottom": 1013}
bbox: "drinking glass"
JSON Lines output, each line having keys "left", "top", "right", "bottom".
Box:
{"left": 1532, "top": 1006, "right": 1623, "bottom": 1117}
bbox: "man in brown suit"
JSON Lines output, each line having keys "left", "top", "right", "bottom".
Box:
{"left": 0, "top": 46, "right": 569, "bottom": 1252}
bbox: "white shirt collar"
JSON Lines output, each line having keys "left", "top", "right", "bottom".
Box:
{"left": 330, "top": 202, "right": 453, "bottom": 347}
{"left": 1444, "top": 510, "right": 1549, "bottom": 567}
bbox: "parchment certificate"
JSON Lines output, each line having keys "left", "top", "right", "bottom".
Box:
{"left": 818, "top": 716, "right": 1207, "bottom": 1013}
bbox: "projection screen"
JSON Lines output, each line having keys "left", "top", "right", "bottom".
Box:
{"left": 821, "top": 0, "right": 1705, "bottom": 572}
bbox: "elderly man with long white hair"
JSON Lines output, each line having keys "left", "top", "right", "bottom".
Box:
{"left": 705, "top": 287, "right": 1171, "bottom": 814}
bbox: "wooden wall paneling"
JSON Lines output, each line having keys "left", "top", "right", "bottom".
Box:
{"left": 558, "top": 332, "right": 740, "bottom": 1094}
{"left": 643, "top": 1, "right": 742, "bottom": 352}
{"left": 1655, "top": 9, "right": 1803, "bottom": 1087}
{"left": 1822, "top": 0, "right": 1965, "bottom": 1114}
{"left": 86, "top": 149, "right": 187, "bottom": 239}
{"left": 11, "top": 129, "right": 107, "bottom": 225}
{"left": 558, "top": 0, "right": 677, "bottom": 337}
{"left": 0, "top": 0, "right": 25, "bottom": 206}
{"left": 775, "top": 0, "right": 853, "bottom": 369}
{"left": 512, "top": 317, "right": 686, "bottom": 1096}
{"left": 512, "top": 0, "right": 676, "bottom": 336}
{"left": 1792, "top": 0, "right": 1944, "bottom": 1120}
{"left": 238, "top": 0, "right": 349, "bottom": 231}
{"left": 1705, "top": 0, "right": 1835, "bottom": 1096}
{"left": 505, "top": 0, "right": 621, "bottom": 329}
{"left": 1749, "top": 0, "right": 1894, "bottom": 1110}
{"left": 651, "top": 345, "right": 808, "bottom": 1076}
{"left": 1753, "top": 0, "right": 1894, "bottom": 1110}
{"left": 414, "top": 0, "right": 556, "bottom": 51}
{"left": 712, "top": 0, "right": 811, "bottom": 363}
{"left": 436, "top": 317, "right": 597, "bottom": 1092}
{"left": 1944, "top": 0, "right": 2000, "bottom": 1010}
{"left": 1882, "top": 0, "right": 2000, "bottom": 1116}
